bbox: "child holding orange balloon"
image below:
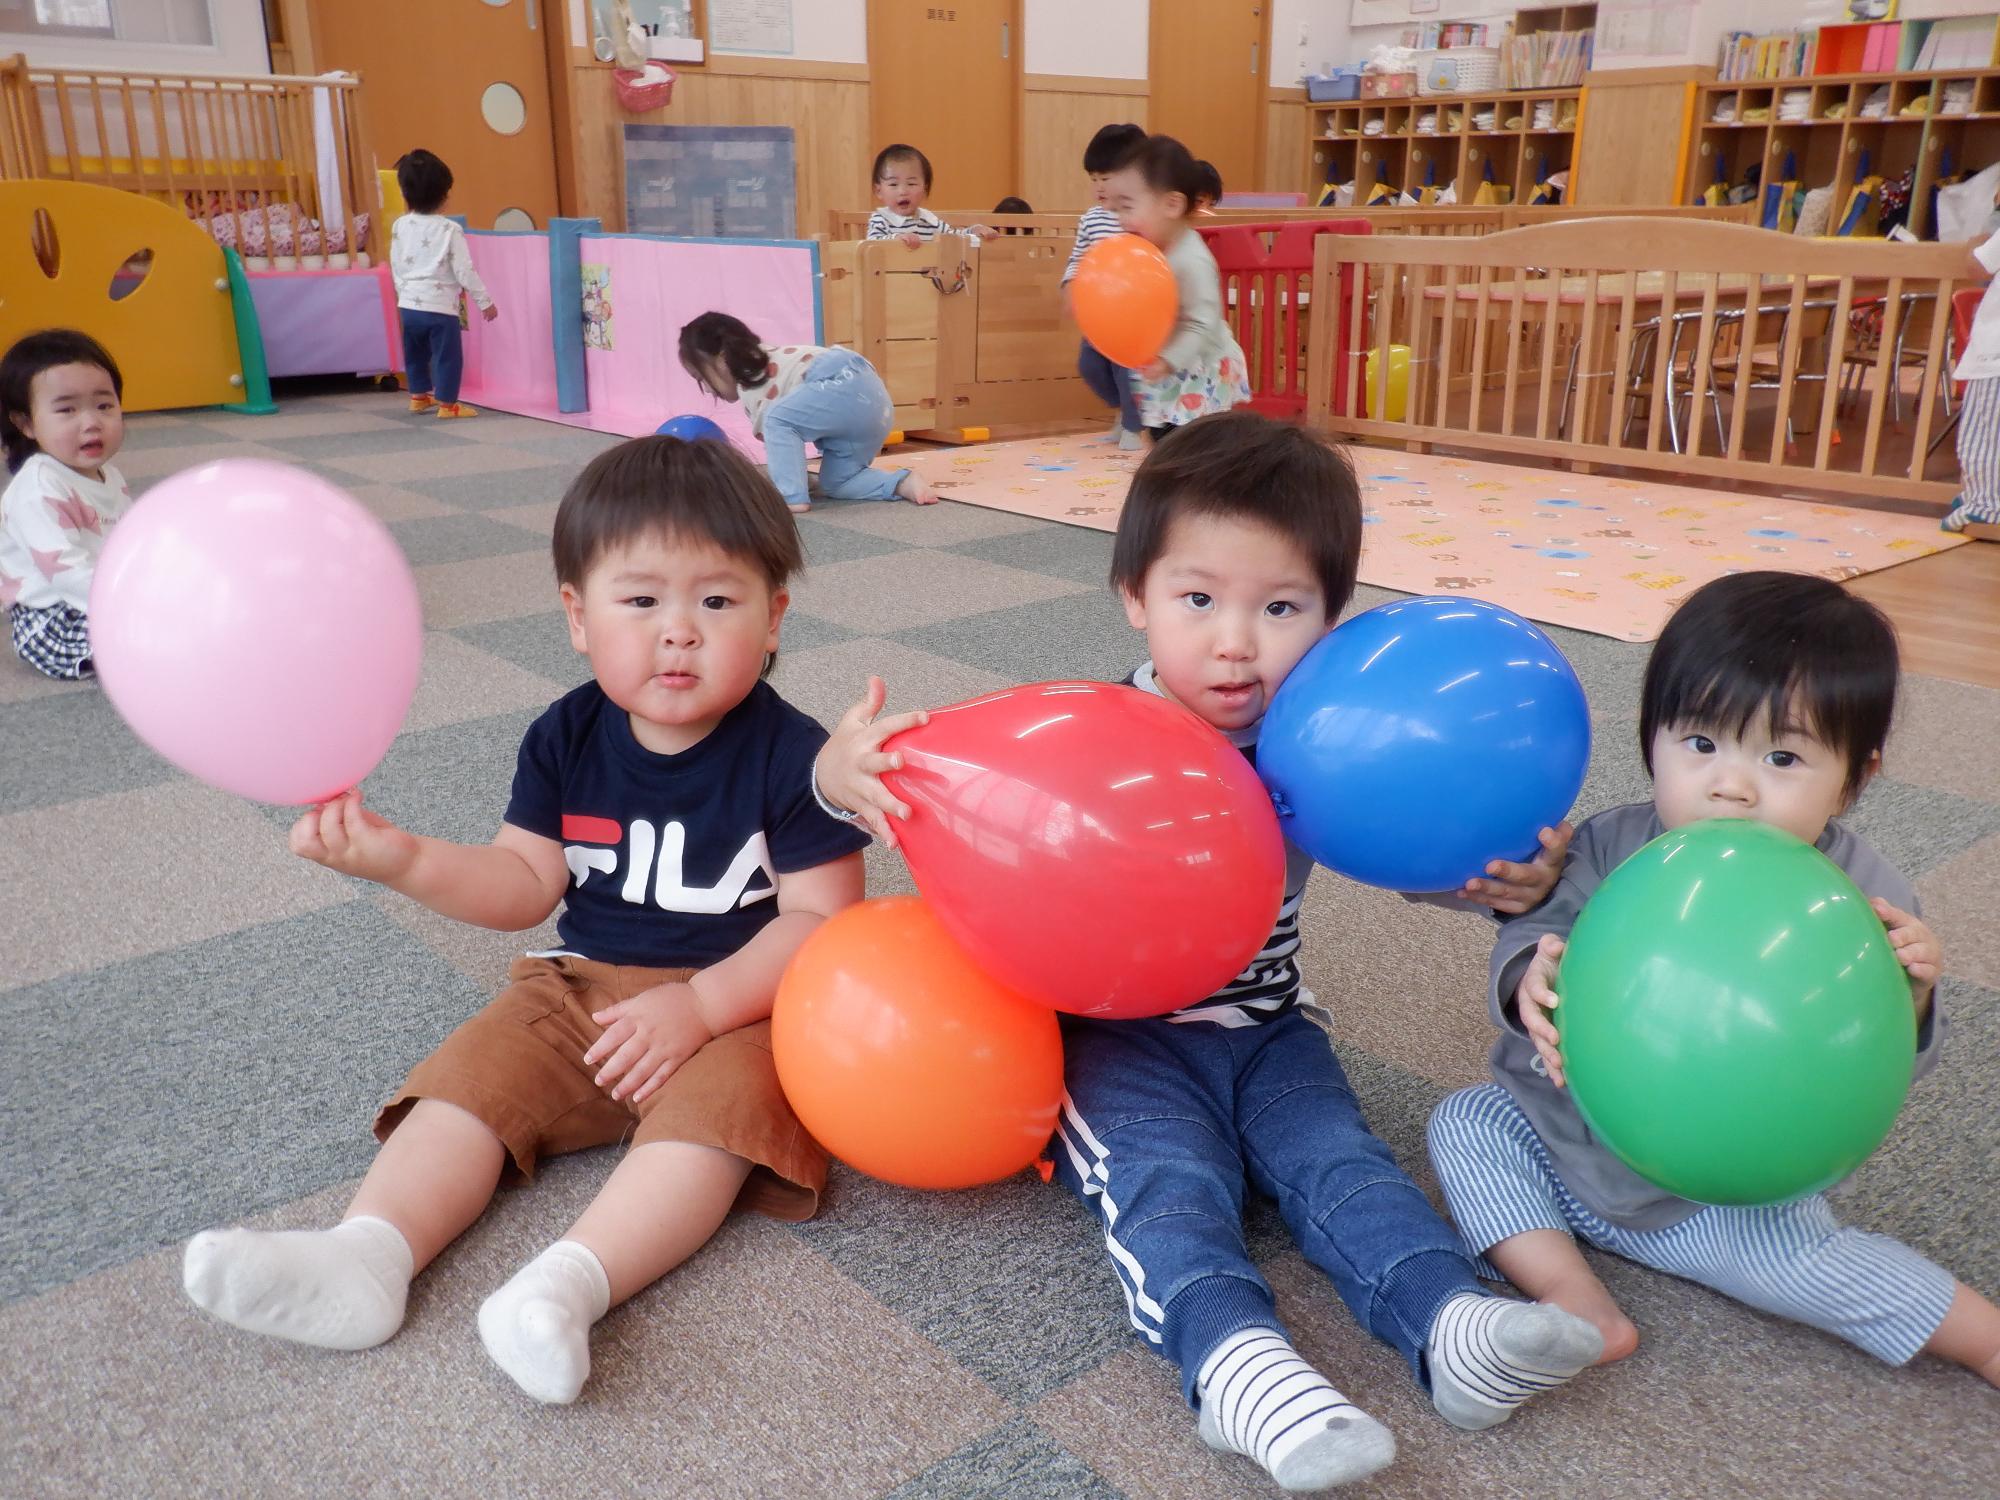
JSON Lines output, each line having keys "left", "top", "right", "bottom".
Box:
{"left": 1427, "top": 571, "right": 2000, "bottom": 1390}
{"left": 1065, "top": 122, "right": 1148, "bottom": 450}
{"left": 1102, "top": 135, "right": 1252, "bottom": 437}
{"left": 816, "top": 412, "right": 1601, "bottom": 1492}
{"left": 181, "top": 436, "right": 870, "bottom": 1405}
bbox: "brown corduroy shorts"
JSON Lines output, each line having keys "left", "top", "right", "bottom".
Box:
{"left": 374, "top": 954, "right": 825, "bottom": 1220}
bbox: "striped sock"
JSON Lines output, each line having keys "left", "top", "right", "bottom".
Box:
{"left": 1195, "top": 1327, "right": 1396, "bottom": 1492}
{"left": 1426, "top": 1293, "right": 1603, "bottom": 1431}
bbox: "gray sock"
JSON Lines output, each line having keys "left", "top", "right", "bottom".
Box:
{"left": 1428, "top": 1294, "right": 1603, "bottom": 1431}
{"left": 1195, "top": 1327, "right": 1397, "bottom": 1491}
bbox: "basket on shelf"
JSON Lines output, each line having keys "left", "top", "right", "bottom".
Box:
{"left": 1361, "top": 70, "right": 1418, "bottom": 99}
{"left": 1306, "top": 66, "right": 1364, "bottom": 102}
{"left": 1417, "top": 47, "right": 1501, "bottom": 96}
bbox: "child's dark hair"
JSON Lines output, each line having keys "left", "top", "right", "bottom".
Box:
{"left": 678, "top": 311, "right": 773, "bottom": 395}
{"left": 872, "top": 143, "right": 932, "bottom": 190}
{"left": 1110, "top": 411, "right": 1362, "bottom": 618}
{"left": 993, "top": 195, "right": 1032, "bottom": 215}
{"left": 1, "top": 328, "right": 123, "bottom": 474}
{"left": 1126, "top": 134, "right": 1205, "bottom": 210}
{"left": 394, "top": 148, "right": 453, "bottom": 215}
{"left": 1191, "top": 159, "right": 1223, "bottom": 208}
{"left": 1083, "top": 122, "right": 1145, "bottom": 175}
{"left": 553, "top": 436, "right": 802, "bottom": 673}
{"left": 1639, "top": 571, "right": 1898, "bottom": 798}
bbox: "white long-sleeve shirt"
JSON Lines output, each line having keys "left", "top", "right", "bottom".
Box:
{"left": 0, "top": 453, "right": 133, "bottom": 614}
{"left": 390, "top": 212, "right": 493, "bottom": 316}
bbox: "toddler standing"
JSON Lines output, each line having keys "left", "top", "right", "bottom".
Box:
{"left": 864, "top": 144, "right": 994, "bottom": 246}
{"left": 0, "top": 328, "right": 131, "bottom": 680}
{"left": 1943, "top": 217, "right": 2000, "bottom": 536}
{"left": 390, "top": 148, "right": 498, "bottom": 421}
{"left": 1103, "top": 135, "right": 1253, "bottom": 439}
{"left": 1066, "top": 122, "right": 1147, "bottom": 449}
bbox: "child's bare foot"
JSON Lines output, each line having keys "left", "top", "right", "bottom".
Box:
{"left": 896, "top": 472, "right": 939, "bottom": 506}
{"left": 1534, "top": 1271, "right": 1640, "bottom": 1363}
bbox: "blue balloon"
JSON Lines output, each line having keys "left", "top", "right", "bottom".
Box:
{"left": 1258, "top": 596, "right": 1590, "bottom": 892}
{"left": 655, "top": 414, "right": 727, "bottom": 443}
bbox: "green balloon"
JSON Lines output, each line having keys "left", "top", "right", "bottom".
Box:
{"left": 1557, "top": 818, "right": 1914, "bottom": 1206}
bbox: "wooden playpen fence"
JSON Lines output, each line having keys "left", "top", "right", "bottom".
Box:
{"left": 821, "top": 234, "right": 1103, "bottom": 440}
{"left": 1307, "top": 217, "right": 1966, "bottom": 505}
{"left": 0, "top": 54, "right": 382, "bottom": 263}
{"left": 823, "top": 203, "right": 1754, "bottom": 241}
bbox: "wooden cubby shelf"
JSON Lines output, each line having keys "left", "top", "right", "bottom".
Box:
{"left": 1306, "top": 88, "right": 1583, "bottom": 208}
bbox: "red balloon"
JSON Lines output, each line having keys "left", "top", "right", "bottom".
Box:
{"left": 884, "top": 682, "right": 1285, "bottom": 1019}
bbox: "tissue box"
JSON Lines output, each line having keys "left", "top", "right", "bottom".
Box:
{"left": 1361, "top": 71, "right": 1417, "bottom": 99}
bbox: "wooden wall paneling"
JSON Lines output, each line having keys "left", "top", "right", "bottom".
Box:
{"left": 1264, "top": 87, "right": 1306, "bottom": 196}
{"left": 562, "top": 57, "right": 868, "bottom": 236}
{"left": 1574, "top": 66, "right": 1710, "bottom": 207}
{"left": 1021, "top": 75, "right": 1146, "bottom": 213}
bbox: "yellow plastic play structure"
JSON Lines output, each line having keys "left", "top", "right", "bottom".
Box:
{"left": 0, "top": 179, "right": 259, "bottom": 413}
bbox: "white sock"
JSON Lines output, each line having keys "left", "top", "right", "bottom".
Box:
{"left": 1427, "top": 1293, "right": 1603, "bottom": 1430}
{"left": 1196, "top": 1327, "right": 1397, "bottom": 1492}
{"left": 181, "top": 1215, "right": 413, "bottom": 1351}
{"left": 477, "top": 1240, "right": 611, "bottom": 1405}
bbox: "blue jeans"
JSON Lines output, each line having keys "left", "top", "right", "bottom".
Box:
{"left": 400, "top": 308, "right": 464, "bottom": 405}
{"left": 1077, "top": 339, "right": 1141, "bottom": 433}
{"left": 1052, "top": 1009, "right": 1485, "bottom": 1406}
{"left": 762, "top": 349, "right": 906, "bottom": 509}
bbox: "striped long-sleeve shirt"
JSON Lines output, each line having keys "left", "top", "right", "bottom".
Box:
{"left": 1062, "top": 205, "right": 1123, "bottom": 285}
{"left": 866, "top": 207, "right": 955, "bottom": 242}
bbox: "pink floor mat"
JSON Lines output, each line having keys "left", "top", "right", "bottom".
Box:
{"left": 900, "top": 432, "right": 1965, "bottom": 642}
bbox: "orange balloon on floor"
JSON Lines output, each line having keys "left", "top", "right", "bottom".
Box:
{"left": 1070, "top": 233, "right": 1177, "bottom": 369}
{"left": 772, "top": 896, "right": 1064, "bottom": 1190}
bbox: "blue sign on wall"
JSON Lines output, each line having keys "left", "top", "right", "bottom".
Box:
{"left": 622, "top": 124, "right": 797, "bottom": 239}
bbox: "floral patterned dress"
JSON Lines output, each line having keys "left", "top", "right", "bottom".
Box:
{"left": 1132, "top": 227, "right": 1253, "bottom": 428}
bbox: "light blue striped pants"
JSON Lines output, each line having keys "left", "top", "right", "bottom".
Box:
{"left": 1426, "top": 1084, "right": 1956, "bottom": 1366}
{"left": 1956, "top": 376, "right": 2000, "bottom": 521}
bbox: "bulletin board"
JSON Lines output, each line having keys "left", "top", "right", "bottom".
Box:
{"left": 622, "top": 124, "right": 798, "bottom": 239}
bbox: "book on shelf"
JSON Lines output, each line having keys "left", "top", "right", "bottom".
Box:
{"left": 1504, "top": 28, "right": 1594, "bottom": 89}
{"left": 1718, "top": 28, "right": 1819, "bottom": 82}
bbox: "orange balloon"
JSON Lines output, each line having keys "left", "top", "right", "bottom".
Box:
{"left": 1071, "top": 233, "right": 1177, "bottom": 369}
{"left": 773, "top": 896, "right": 1064, "bottom": 1190}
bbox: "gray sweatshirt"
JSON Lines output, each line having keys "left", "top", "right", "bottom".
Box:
{"left": 1488, "top": 803, "right": 1943, "bottom": 1232}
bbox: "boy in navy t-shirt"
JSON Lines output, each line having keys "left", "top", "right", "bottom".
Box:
{"left": 182, "top": 437, "right": 868, "bottom": 1405}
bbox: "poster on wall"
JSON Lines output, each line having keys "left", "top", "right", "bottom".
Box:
{"left": 709, "top": 0, "right": 795, "bottom": 55}
{"left": 581, "top": 264, "right": 614, "bottom": 349}
{"left": 623, "top": 125, "right": 797, "bottom": 238}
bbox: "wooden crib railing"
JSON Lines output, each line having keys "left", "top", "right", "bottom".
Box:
{"left": 1308, "top": 216, "right": 1966, "bottom": 506}
{"left": 0, "top": 53, "right": 382, "bottom": 263}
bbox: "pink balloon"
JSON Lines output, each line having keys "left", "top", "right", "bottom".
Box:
{"left": 90, "top": 459, "right": 424, "bottom": 805}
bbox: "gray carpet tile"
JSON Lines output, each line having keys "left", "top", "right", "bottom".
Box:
{"left": 8, "top": 390, "right": 1997, "bottom": 1498}
{"left": 794, "top": 512, "right": 921, "bottom": 567}
{"left": 388, "top": 511, "right": 566, "bottom": 567}
{"left": 0, "top": 899, "right": 486, "bottom": 1301}
{"left": 254, "top": 425, "right": 482, "bottom": 464}
{"left": 886, "top": 587, "right": 1147, "bottom": 688}
{"left": 0, "top": 687, "right": 175, "bottom": 814}
{"left": 448, "top": 612, "right": 603, "bottom": 688}
{"left": 795, "top": 1168, "right": 1136, "bottom": 1406}
{"left": 885, "top": 1416, "right": 1123, "bottom": 1500}
{"left": 398, "top": 461, "right": 584, "bottom": 511}
{"left": 1844, "top": 775, "right": 2000, "bottom": 881}
{"left": 944, "top": 523, "right": 1119, "bottom": 588}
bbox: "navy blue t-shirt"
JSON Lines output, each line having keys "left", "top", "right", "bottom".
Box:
{"left": 503, "top": 680, "right": 868, "bottom": 967}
